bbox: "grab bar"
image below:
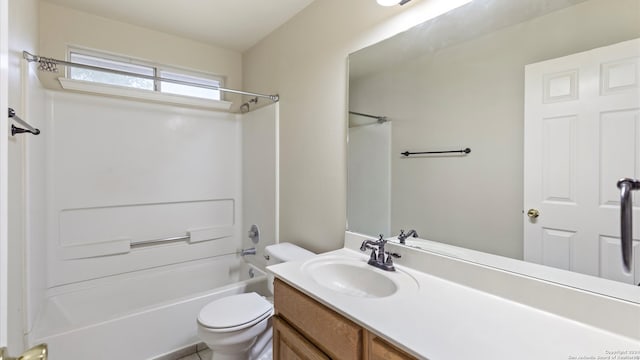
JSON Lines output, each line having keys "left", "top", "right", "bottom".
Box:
{"left": 130, "top": 234, "right": 190, "bottom": 247}
{"left": 617, "top": 178, "right": 640, "bottom": 273}
{"left": 129, "top": 226, "right": 235, "bottom": 248}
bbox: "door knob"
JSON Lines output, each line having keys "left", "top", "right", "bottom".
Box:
{"left": 527, "top": 209, "right": 540, "bottom": 219}
{"left": 0, "top": 344, "right": 47, "bottom": 360}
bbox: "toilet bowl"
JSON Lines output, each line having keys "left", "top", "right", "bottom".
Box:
{"left": 197, "top": 243, "right": 314, "bottom": 360}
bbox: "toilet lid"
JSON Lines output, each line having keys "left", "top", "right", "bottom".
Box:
{"left": 197, "top": 292, "right": 273, "bottom": 330}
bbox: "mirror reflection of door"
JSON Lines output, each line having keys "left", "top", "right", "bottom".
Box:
{"left": 524, "top": 38, "right": 640, "bottom": 284}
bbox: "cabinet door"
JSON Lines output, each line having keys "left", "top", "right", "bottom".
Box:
{"left": 273, "top": 316, "right": 330, "bottom": 360}
{"left": 274, "top": 279, "right": 364, "bottom": 359}
{"left": 368, "top": 333, "right": 417, "bottom": 360}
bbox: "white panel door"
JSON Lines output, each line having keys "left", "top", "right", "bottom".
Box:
{"left": 524, "top": 38, "right": 640, "bottom": 284}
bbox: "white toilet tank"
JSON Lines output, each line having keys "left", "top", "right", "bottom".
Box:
{"left": 265, "top": 242, "right": 314, "bottom": 294}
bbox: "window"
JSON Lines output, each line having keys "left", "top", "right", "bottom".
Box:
{"left": 159, "top": 70, "right": 221, "bottom": 100}
{"left": 69, "top": 52, "right": 155, "bottom": 90}
{"left": 68, "top": 49, "right": 224, "bottom": 101}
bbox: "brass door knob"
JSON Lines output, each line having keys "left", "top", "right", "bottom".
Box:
{"left": 527, "top": 209, "right": 540, "bottom": 219}
{"left": 0, "top": 344, "right": 47, "bottom": 360}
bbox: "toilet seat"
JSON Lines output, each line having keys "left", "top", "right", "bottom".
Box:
{"left": 197, "top": 292, "right": 273, "bottom": 333}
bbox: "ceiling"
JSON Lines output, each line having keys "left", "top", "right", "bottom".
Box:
{"left": 42, "top": 0, "right": 317, "bottom": 52}
{"left": 349, "top": 0, "right": 586, "bottom": 80}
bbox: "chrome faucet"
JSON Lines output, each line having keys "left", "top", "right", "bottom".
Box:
{"left": 397, "top": 229, "right": 418, "bottom": 244}
{"left": 240, "top": 247, "right": 256, "bottom": 256}
{"left": 360, "top": 234, "right": 401, "bottom": 271}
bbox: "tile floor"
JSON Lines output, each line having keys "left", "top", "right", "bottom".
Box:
{"left": 176, "top": 344, "right": 211, "bottom": 360}
{"left": 176, "top": 348, "right": 212, "bottom": 360}
{"left": 173, "top": 343, "right": 272, "bottom": 360}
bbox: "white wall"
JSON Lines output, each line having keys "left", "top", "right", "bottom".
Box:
{"left": 349, "top": 0, "right": 640, "bottom": 259}
{"left": 243, "top": 0, "right": 470, "bottom": 253}
{"left": 38, "top": 2, "right": 243, "bottom": 109}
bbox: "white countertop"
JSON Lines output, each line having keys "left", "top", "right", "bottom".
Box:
{"left": 268, "top": 247, "right": 640, "bottom": 360}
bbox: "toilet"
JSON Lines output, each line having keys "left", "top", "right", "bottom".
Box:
{"left": 197, "top": 243, "right": 314, "bottom": 360}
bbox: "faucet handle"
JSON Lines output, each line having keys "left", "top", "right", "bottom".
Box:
{"left": 385, "top": 251, "right": 401, "bottom": 259}
{"left": 384, "top": 252, "right": 401, "bottom": 269}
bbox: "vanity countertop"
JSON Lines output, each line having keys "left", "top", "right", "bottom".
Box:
{"left": 268, "top": 246, "right": 640, "bottom": 359}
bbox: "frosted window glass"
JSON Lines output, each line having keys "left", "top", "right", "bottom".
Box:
{"left": 69, "top": 53, "right": 154, "bottom": 90}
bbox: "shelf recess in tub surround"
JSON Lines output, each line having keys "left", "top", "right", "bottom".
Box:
{"left": 59, "top": 78, "right": 233, "bottom": 111}
{"left": 267, "top": 237, "right": 640, "bottom": 359}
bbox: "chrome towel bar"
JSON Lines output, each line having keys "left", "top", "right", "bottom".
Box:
{"left": 8, "top": 107, "right": 40, "bottom": 136}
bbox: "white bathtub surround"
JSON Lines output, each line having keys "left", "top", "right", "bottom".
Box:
{"left": 21, "top": 80, "right": 280, "bottom": 359}
{"left": 42, "top": 91, "right": 242, "bottom": 286}
{"left": 267, "top": 232, "right": 640, "bottom": 359}
{"left": 31, "top": 257, "right": 268, "bottom": 360}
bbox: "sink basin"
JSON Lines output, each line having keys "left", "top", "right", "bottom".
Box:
{"left": 301, "top": 257, "right": 417, "bottom": 298}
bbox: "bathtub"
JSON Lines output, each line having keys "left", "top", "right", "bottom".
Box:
{"left": 29, "top": 255, "right": 268, "bottom": 360}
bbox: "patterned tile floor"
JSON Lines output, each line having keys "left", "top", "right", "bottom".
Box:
{"left": 176, "top": 348, "right": 212, "bottom": 360}
{"left": 177, "top": 347, "right": 273, "bottom": 360}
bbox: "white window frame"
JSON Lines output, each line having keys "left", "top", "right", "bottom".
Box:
{"left": 59, "top": 47, "right": 231, "bottom": 111}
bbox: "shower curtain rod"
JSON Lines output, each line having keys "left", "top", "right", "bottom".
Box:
{"left": 22, "top": 51, "right": 279, "bottom": 102}
{"left": 349, "top": 111, "right": 388, "bottom": 123}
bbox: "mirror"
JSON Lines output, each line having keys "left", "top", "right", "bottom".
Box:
{"left": 348, "top": 0, "right": 640, "bottom": 300}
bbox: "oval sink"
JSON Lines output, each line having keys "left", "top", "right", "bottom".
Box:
{"left": 302, "top": 257, "right": 416, "bottom": 298}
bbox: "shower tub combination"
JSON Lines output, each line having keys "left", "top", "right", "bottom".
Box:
{"left": 30, "top": 255, "right": 268, "bottom": 360}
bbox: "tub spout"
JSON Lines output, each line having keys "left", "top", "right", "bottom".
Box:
{"left": 241, "top": 247, "right": 257, "bottom": 256}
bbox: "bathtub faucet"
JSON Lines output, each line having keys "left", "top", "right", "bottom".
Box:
{"left": 397, "top": 229, "right": 418, "bottom": 244}
{"left": 240, "top": 247, "right": 257, "bottom": 256}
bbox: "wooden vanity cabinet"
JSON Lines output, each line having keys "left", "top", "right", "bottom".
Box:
{"left": 273, "top": 279, "right": 416, "bottom": 360}
{"left": 273, "top": 316, "right": 329, "bottom": 360}
{"left": 366, "top": 334, "right": 415, "bottom": 360}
